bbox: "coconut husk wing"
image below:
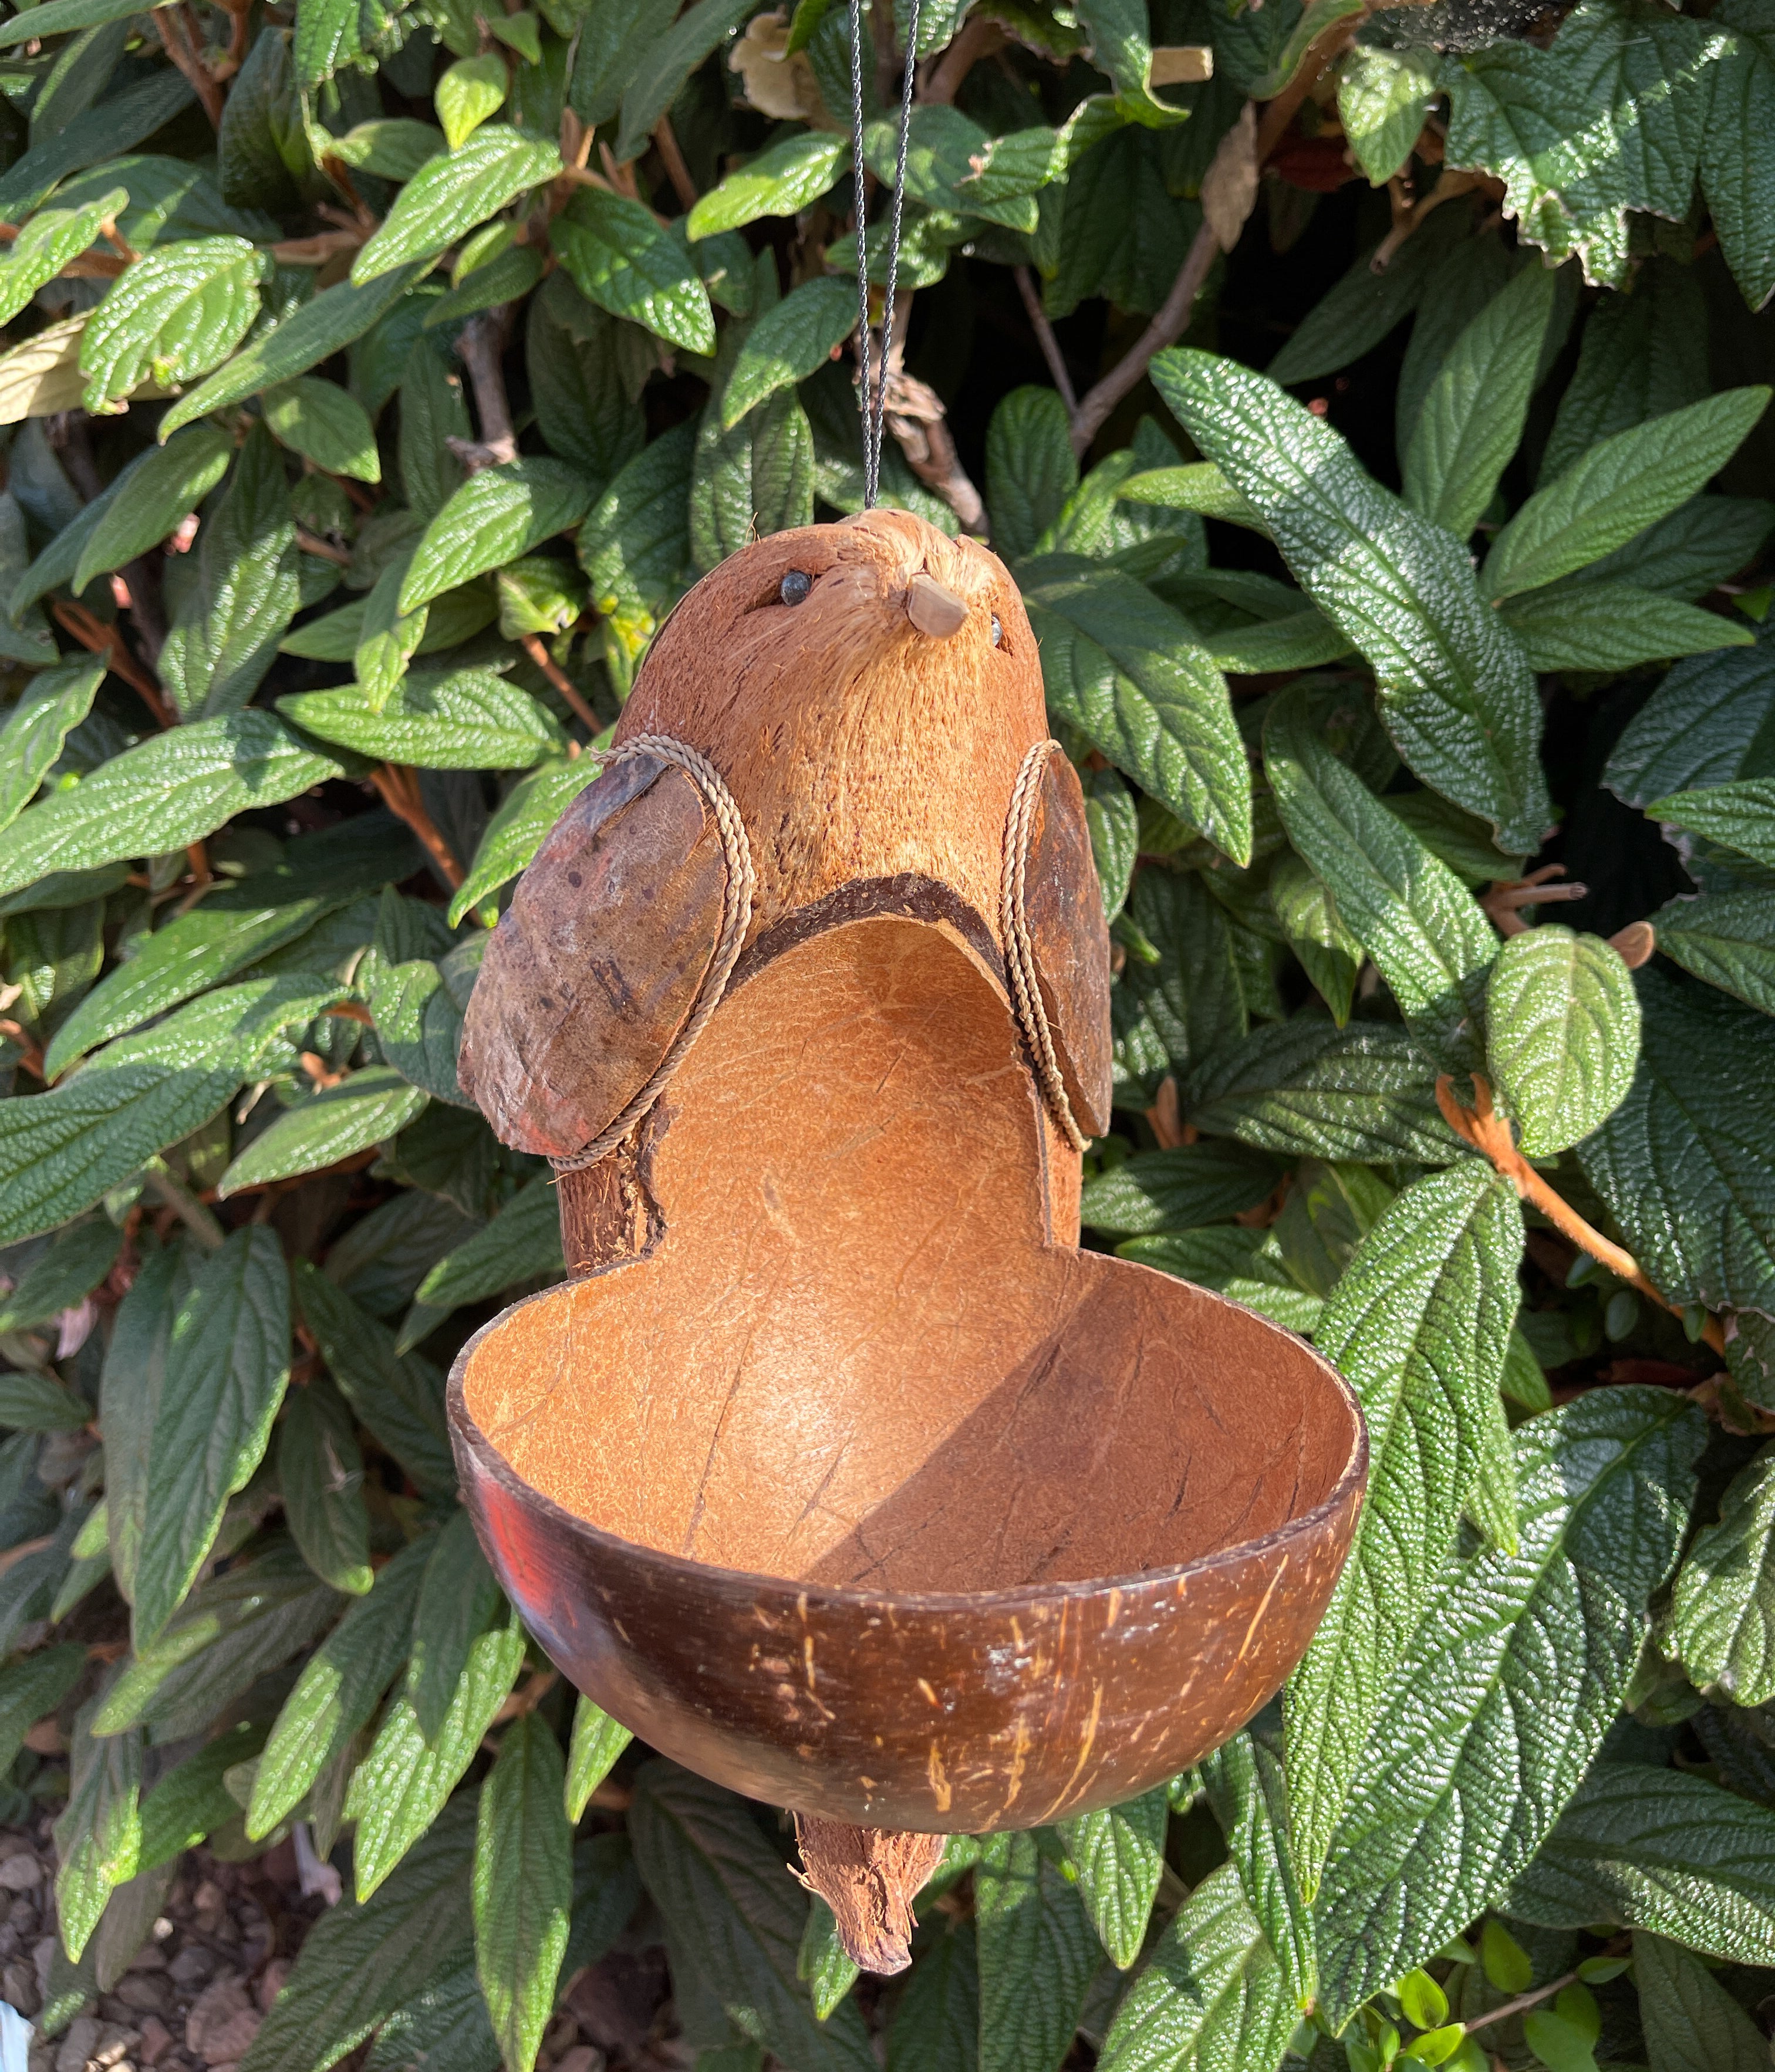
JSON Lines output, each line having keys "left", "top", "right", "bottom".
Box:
{"left": 458, "top": 751, "right": 730, "bottom": 1160}
{"left": 1020, "top": 752, "right": 1114, "bottom": 1139}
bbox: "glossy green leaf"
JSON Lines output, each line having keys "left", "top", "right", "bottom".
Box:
{"left": 0, "top": 1214, "right": 120, "bottom": 1336}
{"left": 54, "top": 1699, "right": 141, "bottom": 1961}
{"left": 218, "top": 1068, "right": 428, "bottom": 1196}
{"left": 1503, "top": 1761, "right": 1775, "bottom": 1962}
{"left": 689, "top": 132, "right": 851, "bottom": 238}
{"left": 435, "top": 52, "right": 506, "bottom": 149}
{"left": 1267, "top": 207, "right": 1469, "bottom": 388}
{"left": 1632, "top": 1929, "right": 1768, "bottom": 2072}
{"left": 264, "top": 375, "right": 382, "bottom": 482}
{"left": 0, "top": 70, "right": 194, "bottom": 225}
{"left": 1485, "top": 390, "right": 1770, "bottom": 600}
{"left": 723, "top": 276, "right": 856, "bottom": 429}
{"left": 1648, "top": 778, "right": 1775, "bottom": 870}
{"left": 1095, "top": 1861, "right": 1297, "bottom": 2072}
{"left": 886, "top": 1919, "right": 977, "bottom": 2072}
{"left": 0, "top": 1644, "right": 85, "bottom": 1775}
{"left": 1154, "top": 348, "right": 1551, "bottom": 853}
{"left": 0, "top": 194, "right": 121, "bottom": 328}
{"left": 1119, "top": 1225, "right": 1321, "bottom": 1334}
{"left": 0, "top": 1369, "right": 93, "bottom": 1430}
{"left": 448, "top": 756, "right": 606, "bottom": 924}
{"left": 279, "top": 1375, "right": 374, "bottom": 1595}
{"left": 1485, "top": 926, "right": 1641, "bottom": 1155}
{"left": 975, "top": 1831, "right": 1099, "bottom": 2072}
{"left": 1021, "top": 555, "right": 1251, "bottom": 866}
{"left": 74, "top": 424, "right": 235, "bottom": 592}
{"left": 401, "top": 457, "right": 594, "bottom": 612}
{"left": 1201, "top": 1723, "right": 1314, "bottom": 2009}
{"left": 1653, "top": 891, "right": 1775, "bottom": 1017}
{"left": 1501, "top": 581, "right": 1755, "bottom": 674}
{"left": 0, "top": 660, "right": 104, "bottom": 834}
{"left": 1080, "top": 1141, "right": 1282, "bottom": 1234}
{"left": 281, "top": 670, "right": 565, "bottom": 769}
{"left": 1056, "top": 1788, "right": 1167, "bottom": 1972}
{"left": 353, "top": 125, "right": 561, "bottom": 281}
{"left": 475, "top": 1712, "right": 572, "bottom": 2072}
{"left": 1699, "top": 0, "right": 1775, "bottom": 314}
{"left": 564, "top": 1692, "right": 633, "bottom": 1822}
{"left": 79, "top": 235, "right": 266, "bottom": 411}
{"left": 551, "top": 187, "right": 717, "bottom": 355}
{"left": 1285, "top": 1160, "right": 1523, "bottom": 1890}
{"left": 247, "top": 1532, "right": 430, "bottom": 1837}
{"left": 133, "top": 1225, "right": 291, "bottom": 1645}
{"left": 612, "top": 0, "right": 761, "bottom": 163}
{"left": 1313, "top": 1389, "right": 1704, "bottom": 2020}
{"left": 1338, "top": 45, "right": 1438, "bottom": 185}
{"left": 294, "top": 1263, "right": 455, "bottom": 1489}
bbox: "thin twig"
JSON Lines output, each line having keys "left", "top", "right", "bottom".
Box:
{"left": 294, "top": 525, "right": 352, "bottom": 566}
{"left": 369, "top": 764, "right": 464, "bottom": 887}
{"left": 922, "top": 12, "right": 1004, "bottom": 103}
{"left": 143, "top": 1163, "right": 227, "bottom": 1249}
{"left": 0, "top": 1020, "right": 45, "bottom": 1081}
{"left": 1437, "top": 1075, "right": 1727, "bottom": 1355}
{"left": 450, "top": 310, "right": 519, "bottom": 471}
{"left": 652, "top": 116, "right": 698, "bottom": 212}
{"left": 50, "top": 600, "right": 173, "bottom": 727}
{"left": 520, "top": 634, "right": 600, "bottom": 734}
{"left": 153, "top": 7, "right": 225, "bottom": 127}
{"left": 1462, "top": 1969, "right": 1578, "bottom": 2037}
{"left": 1014, "top": 265, "right": 1077, "bottom": 413}
{"left": 1069, "top": 218, "right": 1220, "bottom": 455}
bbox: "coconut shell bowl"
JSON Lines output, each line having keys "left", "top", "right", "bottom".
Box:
{"left": 447, "top": 509, "right": 1366, "bottom": 1970}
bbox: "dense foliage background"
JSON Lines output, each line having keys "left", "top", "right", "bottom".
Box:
{"left": 0, "top": 0, "right": 1772, "bottom": 2066}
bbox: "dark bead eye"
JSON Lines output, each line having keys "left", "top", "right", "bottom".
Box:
{"left": 990, "top": 614, "right": 1003, "bottom": 647}
{"left": 781, "top": 571, "right": 812, "bottom": 606}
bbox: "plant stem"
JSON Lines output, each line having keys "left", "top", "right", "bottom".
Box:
{"left": 1068, "top": 220, "right": 1220, "bottom": 456}
{"left": 50, "top": 600, "right": 174, "bottom": 728}
{"left": 652, "top": 116, "right": 698, "bottom": 211}
{"left": 519, "top": 634, "right": 601, "bottom": 733}
{"left": 153, "top": 7, "right": 225, "bottom": 127}
{"left": 1014, "top": 266, "right": 1077, "bottom": 414}
{"left": 1461, "top": 1968, "right": 1577, "bottom": 2037}
{"left": 370, "top": 764, "right": 464, "bottom": 888}
{"left": 450, "top": 311, "right": 519, "bottom": 471}
{"left": 1436, "top": 1074, "right": 1727, "bottom": 1356}
{"left": 143, "top": 1163, "right": 227, "bottom": 1250}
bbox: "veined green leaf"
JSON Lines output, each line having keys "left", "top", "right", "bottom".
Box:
{"left": 353, "top": 125, "right": 561, "bottom": 281}
{"left": 79, "top": 237, "right": 266, "bottom": 412}
{"left": 0, "top": 659, "right": 104, "bottom": 834}
{"left": 1503, "top": 1761, "right": 1775, "bottom": 1963}
{"left": 1634, "top": 1930, "right": 1769, "bottom": 2072}
{"left": 723, "top": 275, "right": 856, "bottom": 428}
{"left": 1483, "top": 389, "right": 1772, "bottom": 600}
{"left": 218, "top": 1067, "right": 429, "bottom": 1196}
{"left": 1080, "top": 1141, "right": 1282, "bottom": 1234}
{"left": 1057, "top": 1788, "right": 1167, "bottom": 1972}
{"left": 550, "top": 186, "right": 717, "bottom": 355}
{"left": 0, "top": 194, "right": 122, "bottom": 328}
{"left": 281, "top": 670, "right": 565, "bottom": 769}
{"left": 1648, "top": 778, "right": 1775, "bottom": 871}
{"left": 1095, "top": 1861, "right": 1297, "bottom": 2072}
{"left": 278, "top": 1375, "right": 373, "bottom": 1596}
{"left": 1118, "top": 1225, "right": 1322, "bottom": 1335}
{"left": 0, "top": 70, "right": 195, "bottom": 224}
{"left": 1021, "top": 555, "right": 1252, "bottom": 866}
{"left": 885, "top": 1919, "right": 976, "bottom": 2072}
{"left": 564, "top": 1693, "right": 632, "bottom": 1823}
{"left": 448, "top": 756, "right": 606, "bottom": 923}
{"left": 1267, "top": 207, "right": 1469, "bottom": 389}
{"left": 133, "top": 1226, "right": 291, "bottom": 1645}
{"left": 689, "top": 131, "right": 851, "bottom": 238}
{"left": 1284, "top": 1160, "right": 1524, "bottom": 1892}
{"left": 1153, "top": 347, "right": 1552, "bottom": 853}
{"left": 1699, "top": 0, "right": 1775, "bottom": 315}
{"left": 975, "top": 1831, "right": 1099, "bottom": 2072}
{"left": 1485, "top": 925, "right": 1641, "bottom": 1155}
{"left": 294, "top": 1263, "right": 455, "bottom": 1490}
{"left": 1653, "top": 889, "right": 1775, "bottom": 1017}
{"left": 475, "top": 1712, "right": 572, "bottom": 2072}
{"left": 1604, "top": 629, "right": 1775, "bottom": 808}
{"left": 264, "top": 375, "right": 382, "bottom": 482}
{"left": 1200, "top": 1722, "right": 1315, "bottom": 2010}
{"left": 612, "top": 0, "right": 761, "bottom": 163}
{"left": 1338, "top": 45, "right": 1438, "bottom": 185}
{"left": 0, "top": 1645, "right": 85, "bottom": 1776}
{"left": 1500, "top": 582, "right": 1756, "bottom": 673}
{"left": 1312, "top": 1389, "right": 1703, "bottom": 2021}
{"left": 401, "top": 458, "right": 594, "bottom": 612}
{"left": 54, "top": 1698, "right": 141, "bottom": 1962}
{"left": 73, "top": 425, "right": 235, "bottom": 592}
{"left": 247, "top": 1532, "right": 431, "bottom": 1837}
{"left": 1670, "top": 1442, "right": 1775, "bottom": 1702}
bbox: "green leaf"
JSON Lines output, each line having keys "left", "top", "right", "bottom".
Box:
{"left": 160, "top": 264, "right": 426, "bottom": 438}
{"left": 1503, "top": 1761, "right": 1775, "bottom": 1962}
{"left": 0, "top": 1369, "right": 96, "bottom": 1431}
{"left": 577, "top": 416, "right": 696, "bottom": 627}
{"left": 1440, "top": 0, "right": 1716, "bottom": 286}
{"left": 1633, "top": 1930, "right": 1768, "bottom": 2072}
{"left": 723, "top": 276, "right": 856, "bottom": 429}
{"left": 1485, "top": 926, "right": 1641, "bottom": 1155}
{"left": 550, "top": 186, "right": 717, "bottom": 355}
{"left": 346, "top": 1601, "right": 525, "bottom": 1899}
{"left": 1073, "top": 0, "right": 1193, "bottom": 120}
{"left": 79, "top": 236, "right": 266, "bottom": 412}
{"left": 54, "top": 1699, "right": 141, "bottom": 1961}
{"left": 798, "top": 1899, "right": 859, "bottom": 2021}
{"left": 219, "top": 1068, "right": 428, "bottom": 1196}
{"left": 1056, "top": 1788, "right": 1167, "bottom": 1971}
{"left": 1080, "top": 1141, "right": 1282, "bottom": 1234}
{"left": 0, "top": 194, "right": 122, "bottom": 328}
{"left": 403, "top": 1508, "right": 502, "bottom": 1734}
{"left": 1116, "top": 464, "right": 1262, "bottom": 532}
{"left": 363, "top": 953, "right": 474, "bottom": 1109}
{"left": 401, "top": 458, "right": 594, "bottom": 612}
{"left": 0, "top": 976, "right": 347, "bottom": 1244}
{"left": 74, "top": 424, "right": 235, "bottom": 592}
{"left": 1540, "top": 257, "right": 1708, "bottom": 485}
{"left": 1267, "top": 208, "right": 1469, "bottom": 388}
{"left": 986, "top": 387, "right": 1079, "bottom": 565}
{"left": 1153, "top": 348, "right": 1551, "bottom": 854}
{"left": 448, "top": 757, "right": 605, "bottom": 924}
{"left": 1021, "top": 555, "right": 1251, "bottom": 866}
{"left": 1403, "top": 261, "right": 1557, "bottom": 540}
{"left": 158, "top": 421, "right": 301, "bottom": 720}
{"left": 1500, "top": 582, "right": 1755, "bottom": 674}
{"left": 0, "top": 1644, "right": 84, "bottom": 1776}
{"left": 0, "top": 1216, "right": 121, "bottom": 1336}
{"left": 524, "top": 274, "right": 646, "bottom": 494}
{"left": 1119, "top": 1225, "right": 1322, "bottom": 1335}
{"left": 1578, "top": 968, "right": 1775, "bottom": 1339}
{"left": 0, "top": 708, "right": 342, "bottom": 903}
{"left": 1698, "top": 0, "right": 1775, "bottom": 314}
{"left": 133, "top": 1226, "right": 291, "bottom": 1645}
{"left": 974, "top": 1831, "right": 1099, "bottom": 2072}
{"left": 1268, "top": 850, "right": 1361, "bottom": 1024}
{"left": 264, "top": 376, "right": 382, "bottom": 483}
{"left": 414, "top": 1178, "right": 562, "bottom": 1334}
{"left": 1669, "top": 1440, "right": 1775, "bottom": 1702}
{"left": 474, "top": 1713, "right": 572, "bottom": 2072}
{"left": 0, "top": 70, "right": 194, "bottom": 225}
{"left": 1605, "top": 630, "right": 1775, "bottom": 807}
{"left": 1648, "top": 778, "right": 1775, "bottom": 870}
{"left": 1200, "top": 1723, "right": 1315, "bottom": 2010}
{"left": 1312, "top": 1389, "right": 1704, "bottom": 2022}
{"left": 247, "top": 1532, "right": 430, "bottom": 1837}
{"left": 628, "top": 1761, "right": 875, "bottom": 2070}
{"left": 691, "top": 343, "right": 815, "bottom": 571}
{"left": 353, "top": 125, "right": 561, "bottom": 281}
{"left": 1483, "top": 390, "right": 1771, "bottom": 600}
{"left": 1654, "top": 890, "right": 1775, "bottom": 1017}
{"left": 293, "top": 1262, "right": 454, "bottom": 1487}
{"left": 241, "top": 1796, "right": 477, "bottom": 2072}
{"left": 564, "top": 1692, "right": 633, "bottom": 1822}
{"left": 612, "top": 0, "right": 761, "bottom": 163}
{"left": 886, "top": 1919, "right": 977, "bottom": 2072}
{"left": 436, "top": 52, "right": 507, "bottom": 149}
{"left": 1338, "top": 45, "right": 1438, "bottom": 185}
{"left": 0, "top": 660, "right": 104, "bottom": 833}
{"left": 1095, "top": 1861, "right": 1298, "bottom": 2072}
{"left": 0, "top": 0, "right": 151, "bottom": 34}
{"left": 1284, "top": 1160, "right": 1524, "bottom": 1891}
{"left": 95, "top": 1541, "right": 345, "bottom": 1741}
{"left": 137, "top": 1717, "right": 269, "bottom": 1869}
{"left": 281, "top": 670, "right": 565, "bottom": 769}
{"left": 689, "top": 132, "right": 851, "bottom": 238}
{"left": 1264, "top": 690, "right": 1496, "bottom": 1073}
{"left": 279, "top": 1376, "right": 374, "bottom": 1595}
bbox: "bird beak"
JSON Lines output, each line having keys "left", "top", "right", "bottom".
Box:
{"left": 905, "top": 573, "right": 969, "bottom": 639}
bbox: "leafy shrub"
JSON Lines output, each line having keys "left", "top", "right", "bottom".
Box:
{"left": 0, "top": 0, "right": 1771, "bottom": 2067}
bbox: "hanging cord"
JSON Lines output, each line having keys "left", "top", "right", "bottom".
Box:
{"left": 1003, "top": 740, "right": 1089, "bottom": 1153}
{"left": 848, "top": 0, "right": 922, "bottom": 507}
{"left": 550, "top": 735, "right": 755, "bottom": 1178}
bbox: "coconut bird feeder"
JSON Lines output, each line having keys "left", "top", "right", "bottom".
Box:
{"left": 447, "top": 508, "right": 1367, "bottom": 1970}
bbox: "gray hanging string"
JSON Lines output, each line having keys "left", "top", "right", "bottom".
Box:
{"left": 846, "top": 0, "right": 922, "bottom": 508}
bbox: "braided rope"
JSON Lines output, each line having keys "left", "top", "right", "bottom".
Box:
{"left": 550, "top": 734, "right": 755, "bottom": 1177}
{"left": 1002, "top": 740, "right": 1088, "bottom": 1153}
